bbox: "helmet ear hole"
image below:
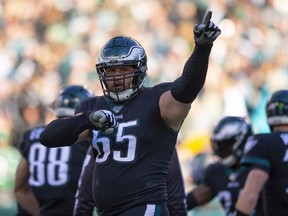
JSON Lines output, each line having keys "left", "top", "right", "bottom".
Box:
{"left": 96, "top": 36, "right": 147, "bottom": 102}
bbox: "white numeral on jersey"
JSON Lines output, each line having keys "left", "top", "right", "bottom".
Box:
{"left": 217, "top": 190, "right": 232, "bottom": 214}
{"left": 283, "top": 149, "right": 288, "bottom": 162}
{"left": 114, "top": 121, "right": 137, "bottom": 162}
{"left": 92, "top": 120, "right": 137, "bottom": 163}
{"left": 28, "top": 143, "right": 70, "bottom": 186}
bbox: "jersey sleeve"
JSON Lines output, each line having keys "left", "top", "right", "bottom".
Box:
{"left": 240, "top": 134, "right": 271, "bottom": 174}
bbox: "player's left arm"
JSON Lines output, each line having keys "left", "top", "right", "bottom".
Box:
{"left": 159, "top": 11, "right": 221, "bottom": 131}
{"left": 235, "top": 169, "right": 268, "bottom": 215}
{"left": 14, "top": 158, "right": 39, "bottom": 216}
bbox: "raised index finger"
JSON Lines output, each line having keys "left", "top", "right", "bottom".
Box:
{"left": 201, "top": 11, "right": 212, "bottom": 25}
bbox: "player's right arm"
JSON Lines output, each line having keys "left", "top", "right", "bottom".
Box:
{"left": 40, "top": 110, "right": 118, "bottom": 147}
{"left": 235, "top": 169, "right": 268, "bottom": 215}
{"left": 186, "top": 184, "right": 215, "bottom": 210}
{"left": 40, "top": 113, "right": 92, "bottom": 147}
{"left": 235, "top": 134, "right": 270, "bottom": 215}
{"left": 14, "top": 158, "right": 39, "bottom": 216}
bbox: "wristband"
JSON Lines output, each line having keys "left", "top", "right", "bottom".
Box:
{"left": 235, "top": 209, "right": 249, "bottom": 216}
{"left": 186, "top": 192, "right": 199, "bottom": 210}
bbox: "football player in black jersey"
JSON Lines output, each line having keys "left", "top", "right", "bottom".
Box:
{"left": 235, "top": 90, "right": 288, "bottom": 216}
{"left": 73, "top": 147, "right": 187, "bottom": 216}
{"left": 186, "top": 116, "right": 263, "bottom": 216}
{"left": 40, "top": 11, "right": 221, "bottom": 216}
{"left": 14, "top": 85, "right": 92, "bottom": 216}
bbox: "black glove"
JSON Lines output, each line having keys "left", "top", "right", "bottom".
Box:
{"left": 194, "top": 11, "right": 221, "bottom": 45}
{"left": 88, "top": 110, "right": 118, "bottom": 134}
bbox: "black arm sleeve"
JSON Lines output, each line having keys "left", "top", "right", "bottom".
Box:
{"left": 40, "top": 113, "right": 92, "bottom": 147}
{"left": 171, "top": 44, "right": 212, "bottom": 103}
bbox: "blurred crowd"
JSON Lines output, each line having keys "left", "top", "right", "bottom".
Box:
{"left": 1, "top": 0, "right": 288, "bottom": 214}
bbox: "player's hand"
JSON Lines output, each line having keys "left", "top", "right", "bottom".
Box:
{"left": 193, "top": 11, "right": 221, "bottom": 45}
{"left": 89, "top": 110, "right": 118, "bottom": 134}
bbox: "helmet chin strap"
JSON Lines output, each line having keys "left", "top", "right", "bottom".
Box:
{"left": 110, "top": 89, "right": 135, "bottom": 102}
{"left": 108, "top": 76, "right": 147, "bottom": 102}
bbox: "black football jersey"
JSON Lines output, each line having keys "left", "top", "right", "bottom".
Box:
{"left": 75, "top": 83, "right": 179, "bottom": 215}
{"left": 74, "top": 147, "right": 187, "bottom": 216}
{"left": 20, "top": 125, "right": 90, "bottom": 216}
{"left": 241, "top": 132, "right": 288, "bottom": 216}
{"left": 203, "top": 163, "right": 262, "bottom": 216}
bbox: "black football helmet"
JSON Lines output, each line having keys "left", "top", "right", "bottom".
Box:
{"left": 210, "top": 116, "right": 253, "bottom": 167}
{"left": 55, "top": 85, "right": 92, "bottom": 118}
{"left": 96, "top": 36, "right": 147, "bottom": 102}
{"left": 266, "top": 90, "right": 288, "bottom": 129}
